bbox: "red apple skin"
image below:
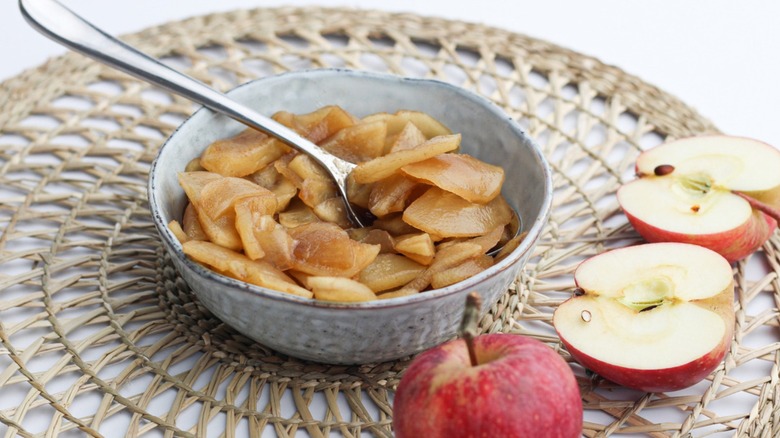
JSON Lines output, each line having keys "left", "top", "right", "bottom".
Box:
{"left": 623, "top": 208, "right": 776, "bottom": 264}
{"left": 392, "top": 334, "right": 582, "bottom": 438}
{"left": 555, "top": 268, "right": 735, "bottom": 393}
{"left": 558, "top": 329, "right": 731, "bottom": 393}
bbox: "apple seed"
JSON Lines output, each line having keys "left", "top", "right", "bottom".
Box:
{"left": 691, "top": 205, "right": 700, "bottom": 213}
{"left": 653, "top": 164, "right": 675, "bottom": 176}
{"left": 573, "top": 287, "right": 585, "bottom": 296}
{"left": 580, "top": 310, "right": 592, "bottom": 323}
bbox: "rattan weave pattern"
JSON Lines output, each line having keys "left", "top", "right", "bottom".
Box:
{"left": 0, "top": 7, "right": 778, "bottom": 437}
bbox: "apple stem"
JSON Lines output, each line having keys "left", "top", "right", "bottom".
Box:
{"left": 460, "top": 292, "right": 482, "bottom": 367}
{"left": 733, "top": 191, "right": 780, "bottom": 223}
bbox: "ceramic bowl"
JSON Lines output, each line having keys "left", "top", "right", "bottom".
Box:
{"left": 149, "top": 69, "right": 552, "bottom": 364}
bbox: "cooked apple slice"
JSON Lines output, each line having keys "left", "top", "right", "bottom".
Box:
{"left": 313, "top": 197, "right": 351, "bottom": 229}
{"left": 618, "top": 135, "right": 780, "bottom": 262}
{"left": 398, "top": 242, "right": 484, "bottom": 293}
{"left": 278, "top": 198, "right": 320, "bottom": 228}
{"left": 182, "top": 203, "right": 208, "bottom": 241}
{"left": 273, "top": 105, "right": 357, "bottom": 143}
{"left": 363, "top": 111, "right": 452, "bottom": 139}
{"left": 289, "top": 222, "right": 380, "bottom": 277}
{"left": 351, "top": 134, "right": 461, "bottom": 183}
{"left": 368, "top": 174, "right": 422, "bottom": 218}
{"left": 320, "top": 120, "right": 387, "bottom": 163}
{"left": 403, "top": 187, "right": 513, "bottom": 238}
{"left": 393, "top": 233, "right": 435, "bottom": 265}
{"left": 200, "top": 128, "right": 289, "bottom": 177}
{"left": 182, "top": 240, "right": 312, "bottom": 298}
{"left": 345, "top": 174, "right": 374, "bottom": 209}
{"left": 359, "top": 254, "right": 426, "bottom": 292}
{"left": 430, "top": 254, "right": 494, "bottom": 289}
{"left": 401, "top": 154, "right": 505, "bottom": 203}
{"left": 234, "top": 195, "right": 279, "bottom": 260}
{"left": 373, "top": 213, "right": 424, "bottom": 236}
{"left": 245, "top": 164, "right": 298, "bottom": 212}
{"left": 387, "top": 121, "right": 427, "bottom": 153}
{"left": 178, "top": 171, "right": 222, "bottom": 205}
{"left": 167, "top": 220, "right": 188, "bottom": 243}
{"left": 354, "top": 229, "right": 396, "bottom": 253}
{"left": 251, "top": 215, "right": 296, "bottom": 271}
{"left": 307, "top": 276, "right": 377, "bottom": 302}
{"left": 553, "top": 242, "right": 735, "bottom": 392}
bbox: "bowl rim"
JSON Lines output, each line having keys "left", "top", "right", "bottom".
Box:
{"left": 148, "top": 68, "right": 553, "bottom": 310}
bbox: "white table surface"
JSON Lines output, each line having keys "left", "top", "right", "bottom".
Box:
{"left": 1, "top": 1, "right": 779, "bottom": 437}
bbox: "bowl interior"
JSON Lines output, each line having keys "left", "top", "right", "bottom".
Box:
{"left": 150, "top": 69, "right": 551, "bottom": 304}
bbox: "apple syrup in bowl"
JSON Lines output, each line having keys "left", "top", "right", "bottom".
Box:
{"left": 149, "top": 69, "right": 552, "bottom": 364}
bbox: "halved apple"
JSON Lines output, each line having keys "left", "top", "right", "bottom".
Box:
{"left": 553, "top": 242, "right": 734, "bottom": 393}
{"left": 618, "top": 135, "right": 780, "bottom": 262}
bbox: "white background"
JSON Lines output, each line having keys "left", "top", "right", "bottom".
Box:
{"left": 2, "top": 0, "right": 780, "bottom": 150}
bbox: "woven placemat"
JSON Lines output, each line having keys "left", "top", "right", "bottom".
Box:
{"left": 1, "top": 7, "right": 778, "bottom": 437}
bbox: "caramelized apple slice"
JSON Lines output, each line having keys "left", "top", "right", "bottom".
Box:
{"left": 245, "top": 164, "right": 298, "bottom": 212}
{"left": 274, "top": 106, "right": 357, "bottom": 143}
{"left": 436, "top": 225, "right": 505, "bottom": 254}
{"left": 307, "top": 276, "right": 377, "bottom": 302}
{"left": 198, "top": 177, "right": 274, "bottom": 221}
{"left": 346, "top": 174, "right": 374, "bottom": 209}
{"left": 355, "top": 229, "right": 396, "bottom": 254}
{"left": 313, "top": 197, "right": 351, "bottom": 229}
{"left": 185, "top": 157, "right": 204, "bottom": 172}
{"left": 403, "top": 187, "right": 513, "bottom": 238}
{"left": 359, "top": 254, "right": 426, "bottom": 292}
{"left": 168, "top": 220, "right": 188, "bottom": 243}
{"left": 179, "top": 176, "right": 243, "bottom": 250}
{"left": 234, "top": 195, "right": 279, "bottom": 260}
{"left": 401, "top": 154, "right": 505, "bottom": 203}
{"left": 430, "top": 254, "right": 494, "bottom": 289}
{"left": 287, "top": 154, "right": 331, "bottom": 182}
{"left": 363, "top": 110, "right": 452, "bottom": 139}
{"left": 320, "top": 120, "right": 387, "bottom": 163}
{"left": 368, "top": 174, "right": 422, "bottom": 218}
{"left": 397, "top": 242, "right": 484, "bottom": 293}
{"left": 254, "top": 215, "right": 296, "bottom": 271}
{"left": 395, "top": 110, "right": 453, "bottom": 139}
{"left": 194, "top": 214, "right": 243, "bottom": 250}
{"left": 393, "top": 233, "right": 435, "bottom": 265}
{"left": 178, "top": 171, "right": 222, "bottom": 205}
{"left": 182, "top": 203, "right": 208, "bottom": 241}
{"left": 200, "top": 129, "right": 289, "bottom": 177}
{"left": 280, "top": 154, "right": 339, "bottom": 208}
{"left": 373, "top": 213, "right": 425, "bottom": 236}
{"left": 299, "top": 179, "right": 339, "bottom": 209}
{"left": 278, "top": 198, "right": 321, "bottom": 228}
{"left": 351, "top": 134, "right": 461, "bottom": 183}
{"left": 289, "top": 222, "right": 380, "bottom": 277}
{"left": 377, "top": 288, "right": 419, "bottom": 300}
{"left": 387, "top": 121, "right": 427, "bottom": 153}
{"left": 182, "top": 240, "right": 312, "bottom": 298}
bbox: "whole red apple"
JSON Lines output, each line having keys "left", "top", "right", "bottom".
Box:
{"left": 393, "top": 301, "right": 582, "bottom": 438}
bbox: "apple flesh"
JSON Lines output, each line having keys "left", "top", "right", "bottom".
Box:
{"left": 617, "top": 135, "right": 780, "bottom": 263}
{"left": 393, "top": 333, "right": 583, "bottom": 438}
{"left": 554, "top": 242, "right": 734, "bottom": 393}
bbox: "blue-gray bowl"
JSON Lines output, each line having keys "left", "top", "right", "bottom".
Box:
{"left": 149, "top": 69, "right": 552, "bottom": 364}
